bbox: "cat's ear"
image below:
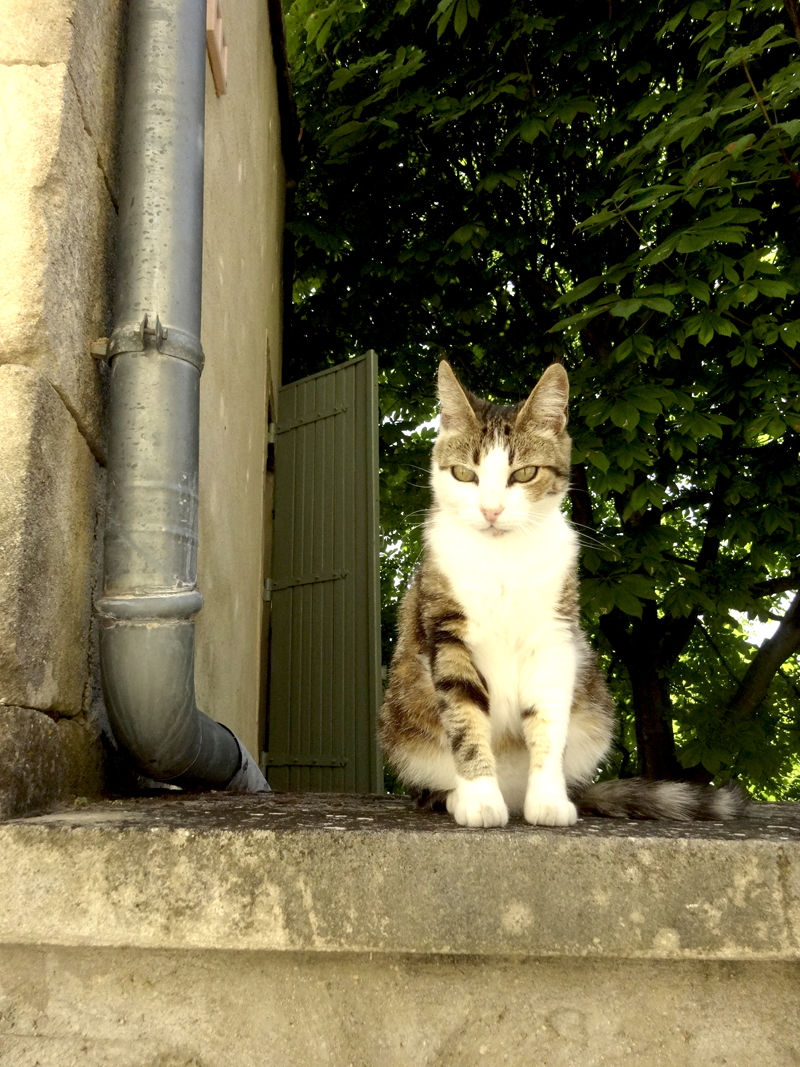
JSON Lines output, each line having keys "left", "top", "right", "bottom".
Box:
{"left": 438, "top": 361, "right": 478, "bottom": 433}
{"left": 517, "top": 364, "right": 569, "bottom": 436}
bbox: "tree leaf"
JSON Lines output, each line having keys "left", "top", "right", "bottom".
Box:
{"left": 453, "top": 0, "right": 468, "bottom": 36}
{"left": 608, "top": 299, "right": 643, "bottom": 319}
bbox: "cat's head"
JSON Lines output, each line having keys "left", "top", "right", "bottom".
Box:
{"left": 431, "top": 361, "right": 571, "bottom": 536}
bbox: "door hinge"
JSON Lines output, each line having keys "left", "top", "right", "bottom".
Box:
{"left": 277, "top": 406, "right": 348, "bottom": 433}
{"left": 270, "top": 570, "right": 347, "bottom": 592}
{"left": 262, "top": 578, "right": 273, "bottom": 603}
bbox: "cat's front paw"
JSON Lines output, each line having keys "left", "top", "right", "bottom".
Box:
{"left": 447, "top": 776, "right": 509, "bottom": 828}
{"left": 524, "top": 789, "right": 577, "bottom": 827}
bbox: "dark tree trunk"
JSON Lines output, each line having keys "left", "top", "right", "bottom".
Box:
{"left": 601, "top": 603, "right": 684, "bottom": 780}
{"left": 627, "top": 604, "right": 682, "bottom": 779}
{"left": 629, "top": 668, "right": 681, "bottom": 779}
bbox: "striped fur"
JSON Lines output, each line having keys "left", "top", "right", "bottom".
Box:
{"left": 575, "top": 779, "right": 747, "bottom": 820}
{"left": 379, "top": 362, "right": 748, "bottom": 827}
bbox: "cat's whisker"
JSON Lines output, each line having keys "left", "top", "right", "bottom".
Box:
{"left": 511, "top": 516, "right": 562, "bottom": 543}
{"left": 570, "top": 520, "right": 610, "bottom": 539}
{"left": 575, "top": 531, "right": 617, "bottom": 553}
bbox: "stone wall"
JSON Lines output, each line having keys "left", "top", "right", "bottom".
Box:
{"left": 0, "top": 0, "right": 286, "bottom": 814}
{"left": 0, "top": 0, "right": 125, "bottom": 817}
{"left": 1, "top": 793, "right": 798, "bottom": 1066}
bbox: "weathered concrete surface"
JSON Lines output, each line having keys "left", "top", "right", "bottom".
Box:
{"left": 195, "top": 0, "right": 286, "bottom": 758}
{"left": 0, "top": 365, "right": 98, "bottom": 715}
{"left": 0, "top": 706, "right": 104, "bottom": 821}
{"left": 2, "top": 794, "right": 799, "bottom": 961}
{"left": 0, "top": 946, "right": 797, "bottom": 1067}
{"left": 0, "top": 0, "right": 125, "bottom": 457}
{"left": 2, "top": 795, "right": 800, "bottom": 1067}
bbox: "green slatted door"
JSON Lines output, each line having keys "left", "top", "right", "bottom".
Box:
{"left": 265, "top": 352, "right": 382, "bottom": 792}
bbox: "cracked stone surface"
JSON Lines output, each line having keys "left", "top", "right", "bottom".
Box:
{"left": 0, "top": 707, "right": 105, "bottom": 821}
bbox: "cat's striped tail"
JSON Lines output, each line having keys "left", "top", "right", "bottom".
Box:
{"left": 573, "top": 778, "right": 748, "bottom": 821}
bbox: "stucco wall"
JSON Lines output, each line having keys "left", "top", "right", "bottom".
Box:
{"left": 196, "top": 0, "right": 285, "bottom": 759}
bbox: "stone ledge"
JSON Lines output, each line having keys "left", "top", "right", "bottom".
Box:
{"left": 1, "top": 793, "right": 798, "bottom": 961}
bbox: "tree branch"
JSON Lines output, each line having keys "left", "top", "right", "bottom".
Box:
{"left": 742, "top": 60, "right": 800, "bottom": 187}
{"left": 784, "top": 0, "right": 800, "bottom": 50}
{"left": 729, "top": 589, "right": 800, "bottom": 719}
{"left": 696, "top": 621, "right": 742, "bottom": 685}
{"left": 751, "top": 573, "right": 800, "bottom": 597}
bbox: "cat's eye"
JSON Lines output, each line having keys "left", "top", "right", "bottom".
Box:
{"left": 451, "top": 465, "right": 478, "bottom": 483}
{"left": 510, "top": 466, "right": 538, "bottom": 484}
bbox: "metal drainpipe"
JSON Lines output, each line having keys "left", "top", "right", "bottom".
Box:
{"left": 97, "top": 0, "right": 268, "bottom": 792}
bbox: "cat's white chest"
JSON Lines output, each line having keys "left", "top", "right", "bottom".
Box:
{"left": 428, "top": 516, "right": 577, "bottom": 733}
{"left": 457, "top": 550, "right": 567, "bottom": 653}
{"left": 430, "top": 518, "right": 574, "bottom": 637}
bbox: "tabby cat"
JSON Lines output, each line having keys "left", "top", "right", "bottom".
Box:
{"left": 378, "top": 361, "right": 746, "bottom": 827}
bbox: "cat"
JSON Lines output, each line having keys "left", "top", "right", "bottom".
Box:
{"left": 378, "top": 361, "right": 747, "bottom": 827}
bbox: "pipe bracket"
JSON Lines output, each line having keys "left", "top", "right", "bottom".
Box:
{"left": 108, "top": 317, "right": 146, "bottom": 356}
{"left": 157, "top": 323, "right": 205, "bottom": 372}
{"left": 108, "top": 314, "right": 204, "bottom": 372}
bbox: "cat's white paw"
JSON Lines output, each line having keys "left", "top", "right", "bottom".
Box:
{"left": 447, "top": 776, "right": 509, "bottom": 828}
{"left": 524, "top": 790, "right": 577, "bottom": 827}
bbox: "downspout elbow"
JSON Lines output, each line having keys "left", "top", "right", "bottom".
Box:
{"left": 99, "top": 592, "right": 257, "bottom": 789}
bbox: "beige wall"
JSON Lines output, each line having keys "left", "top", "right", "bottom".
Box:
{"left": 196, "top": 0, "right": 285, "bottom": 759}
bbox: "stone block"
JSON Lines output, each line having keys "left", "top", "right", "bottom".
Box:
{"left": 0, "top": 0, "right": 126, "bottom": 183}
{"left": 0, "top": 52, "right": 116, "bottom": 456}
{"left": 0, "top": 365, "right": 97, "bottom": 715}
{"left": 1, "top": 948, "right": 799, "bottom": 1067}
{"left": 0, "top": 706, "right": 104, "bottom": 820}
{"left": 0, "top": 67, "right": 64, "bottom": 341}
{"left": 0, "top": 0, "right": 74, "bottom": 64}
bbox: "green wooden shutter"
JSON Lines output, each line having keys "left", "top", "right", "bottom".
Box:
{"left": 265, "top": 352, "right": 382, "bottom": 792}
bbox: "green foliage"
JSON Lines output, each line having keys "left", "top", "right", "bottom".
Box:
{"left": 284, "top": 0, "right": 800, "bottom": 797}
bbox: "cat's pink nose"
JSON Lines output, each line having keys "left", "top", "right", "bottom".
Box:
{"left": 480, "top": 504, "right": 504, "bottom": 524}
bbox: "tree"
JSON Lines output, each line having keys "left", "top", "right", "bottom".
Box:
{"left": 283, "top": 0, "right": 800, "bottom": 798}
